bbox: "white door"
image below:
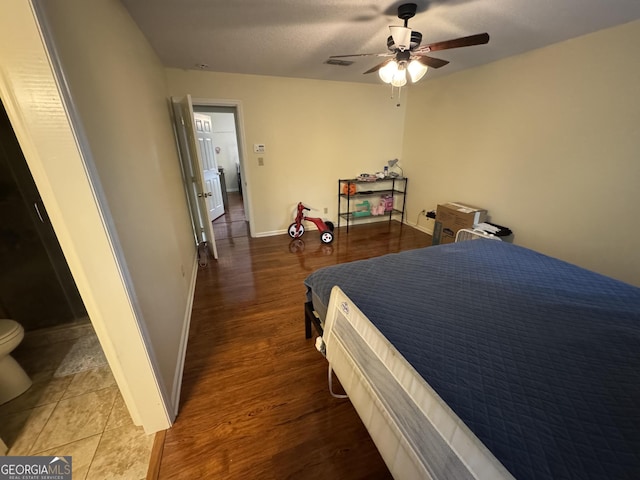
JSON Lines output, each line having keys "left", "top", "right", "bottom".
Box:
{"left": 193, "top": 113, "right": 225, "bottom": 221}
{"left": 172, "top": 95, "right": 218, "bottom": 259}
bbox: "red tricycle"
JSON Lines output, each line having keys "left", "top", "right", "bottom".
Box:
{"left": 288, "top": 202, "right": 335, "bottom": 244}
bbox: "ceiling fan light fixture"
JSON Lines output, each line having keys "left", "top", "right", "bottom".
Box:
{"left": 407, "top": 59, "right": 428, "bottom": 82}
{"left": 379, "top": 61, "right": 408, "bottom": 87}
{"left": 389, "top": 26, "right": 412, "bottom": 52}
{"left": 391, "top": 64, "right": 407, "bottom": 87}
{"left": 378, "top": 60, "right": 397, "bottom": 83}
{"left": 330, "top": 3, "right": 490, "bottom": 92}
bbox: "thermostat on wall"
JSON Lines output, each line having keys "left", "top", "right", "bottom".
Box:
{"left": 253, "top": 143, "right": 265, "bottom": 153}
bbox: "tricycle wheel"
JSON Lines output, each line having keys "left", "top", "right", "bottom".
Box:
{"left": 320, "top": 231, "right": 334, "bottom": 244}
{"left": 288, "top": 222, "right": 304, "bottom": 238}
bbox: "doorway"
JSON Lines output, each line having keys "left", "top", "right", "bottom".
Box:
{"left": 0, "top": 97, "right": 111, "bottom": 453}
{"left": 193, "top": 105, "right": 249, "bottom": 241}
{"left": 0, "top": 99, "right": 88, "bottom": 330}
{"left": 171, "top": 97, "right": 252, "bottom": 256}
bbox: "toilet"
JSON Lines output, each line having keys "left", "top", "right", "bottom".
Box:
{"left": 0, "top": 319, "right": 31, "bottom": 405}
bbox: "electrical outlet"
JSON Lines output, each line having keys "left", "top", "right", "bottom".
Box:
{"left": 258, "top": 157, "right": 264, "bottom": 166}
{"left": 323, "top": 207, "right": 328, "bottom": 214}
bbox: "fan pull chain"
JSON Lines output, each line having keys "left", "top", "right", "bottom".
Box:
{"left": 389, "top": 85, "right": 403, "bottom": 107}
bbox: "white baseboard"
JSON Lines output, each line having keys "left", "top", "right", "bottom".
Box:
{"left": 254, "top": 229, "right": 287, "bottom": 237}
{"left": 170, "top": 250, "right": 199, "bottom": 417}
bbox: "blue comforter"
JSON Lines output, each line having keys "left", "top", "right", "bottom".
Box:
{"left": 304, "top": 241, "right": 640, "bottom": 480}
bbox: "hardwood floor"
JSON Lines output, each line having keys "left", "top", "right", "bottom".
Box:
{"left": 157, "top": 219, "right": 432, "bottom": 479}
{"left": 212, "top": 191, "right": 249, "bottom": 240}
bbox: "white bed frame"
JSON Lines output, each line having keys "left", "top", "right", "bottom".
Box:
{"left": 323, "top": 286, "right": 515, "bottom": 480}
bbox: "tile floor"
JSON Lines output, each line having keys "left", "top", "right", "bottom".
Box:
{"left": 0, "top": 321, "right": 155, "bottom": 479}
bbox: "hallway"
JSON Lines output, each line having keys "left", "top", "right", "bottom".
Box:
{"left": 212, "top": 191, "right": 249, "bottom": 240}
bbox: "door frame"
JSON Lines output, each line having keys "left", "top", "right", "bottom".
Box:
{"left": 192, "top": 98, "right": 253, "bottom": 238}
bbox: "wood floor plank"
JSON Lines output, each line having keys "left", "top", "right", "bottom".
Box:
{"left": 157, "top": 220, "right": 431, "bottom": 479}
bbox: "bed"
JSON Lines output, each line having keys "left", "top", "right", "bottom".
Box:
{"left": 303, "top": 240, "right": 640, "bottom": 480}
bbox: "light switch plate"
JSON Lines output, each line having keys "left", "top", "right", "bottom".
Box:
{"left": 253, "top": 143, "right": 265, "bottom": 153}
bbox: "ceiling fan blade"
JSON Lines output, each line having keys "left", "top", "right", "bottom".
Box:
{"left": 420, "top": 32, "right": 490, "bottom": 52}
{"left": 329, "top": 53, "right": 391, "bottom": 59}
{"left": 413, "top": 55, "right": 449, "bottom": 69}
{"left": 363, "top": 58, "right": 394, "bottom": 75}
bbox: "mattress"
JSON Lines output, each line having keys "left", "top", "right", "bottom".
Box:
{"left": 304, "top": 241, "right": 640, "bottom": 480}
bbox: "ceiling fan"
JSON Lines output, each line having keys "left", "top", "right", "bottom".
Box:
{"left": 330, "top": 3, "right": 490, "bottom": 86}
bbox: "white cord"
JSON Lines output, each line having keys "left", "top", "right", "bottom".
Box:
{"left": 328, "top": 364, "right": 348, "bottom": 399}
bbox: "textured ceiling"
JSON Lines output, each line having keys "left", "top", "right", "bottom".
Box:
{"left": 121, "top": 0, "right": 640, "bottom": 84}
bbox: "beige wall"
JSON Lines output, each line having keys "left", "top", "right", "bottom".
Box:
{"left": 402, "top": 20, "right": 640, "bottom": 286}
{"left": 38, "top": 0, "right": 197, "bottom": 409}
{"left": 166, "top": 70, "right": 406, "bottom": 235}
